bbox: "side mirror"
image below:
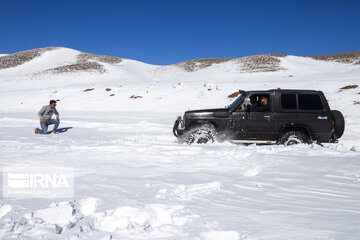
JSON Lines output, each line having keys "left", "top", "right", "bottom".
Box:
{"left": 213, "top": 111, "right": 230, "bottom": 118}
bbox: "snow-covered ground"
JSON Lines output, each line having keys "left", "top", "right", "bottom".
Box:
{"left": 0, "top": 48, "right": 360, "bottom": 239}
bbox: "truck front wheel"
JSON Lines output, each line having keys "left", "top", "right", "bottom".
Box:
{"left": 187, "top": 125, "right": 216, "bottom": 144}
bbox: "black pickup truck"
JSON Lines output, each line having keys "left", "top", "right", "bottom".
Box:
{"left": 173, "top": 89, "right": 345, "bottom": 145}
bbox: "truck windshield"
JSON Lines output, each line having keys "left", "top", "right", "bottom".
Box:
{"left": 228, "top": 94, "right": 244, "bottom": 109}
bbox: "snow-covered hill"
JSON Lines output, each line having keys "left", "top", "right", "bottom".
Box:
{"left": 0, "top": 47, "right": 359, "bottom": 114}
{"left": 0, "top": 47, "right": 360, "bottom": 240}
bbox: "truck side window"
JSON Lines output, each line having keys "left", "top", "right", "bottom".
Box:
{"left": 281, "top": 94, "right": 297, "bottom": 109}
{"left": 241, "top": 97, "right": 252, "bottom": 110}
{"left": 244, "top": 94, "right": 270, "bottom": 112}
{"left": 298, "top": 94, "right": 324, "bottom": 110}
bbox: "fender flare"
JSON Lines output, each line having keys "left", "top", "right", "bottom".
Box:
{"left": 278, "top": 124, "right": 312, "bottom": 140}
{"left": 188, "top": 120, "right": 218, "bottom": 132}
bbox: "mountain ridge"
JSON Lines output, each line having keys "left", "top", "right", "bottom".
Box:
{"left": 0, "top": 47, "right": 359, "bottom": 73}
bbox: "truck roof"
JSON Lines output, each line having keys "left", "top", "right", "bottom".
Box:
{"left": 245, "top": 89, "right": 322, "bottom": 93}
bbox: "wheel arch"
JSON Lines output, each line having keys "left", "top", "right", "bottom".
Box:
{"left": 188, "top": 120, "right": 218, "bottom": 131}
{"left": 278, "top": 124, "right": 312, "bottom": 141}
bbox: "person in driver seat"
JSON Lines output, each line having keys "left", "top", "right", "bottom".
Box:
{"left": 256, "top": 96, "right": 270, "bottom": 112}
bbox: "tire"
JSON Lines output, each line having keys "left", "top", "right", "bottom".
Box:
{"left": 331, "top": 110, "right": 345, "bottom": 138}
{"left": 279, "top": 130, "right": 309, "bottom": 146}
{"left": 187, "top": 124, "right": 216, "bottom": 144}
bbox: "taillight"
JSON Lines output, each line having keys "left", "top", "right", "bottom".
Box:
{"left": 331, "top": 120, "right": 335, "bottom": 130}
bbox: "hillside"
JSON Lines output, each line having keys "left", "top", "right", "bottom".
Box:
{"left": 0, "top": 47, "right": 360, "bottom": 240}
{"left": 0, "top": 47, "right": 359, "bottom": 114}
{"left": 311, "top": 51, "right": 360, "bottom": 64}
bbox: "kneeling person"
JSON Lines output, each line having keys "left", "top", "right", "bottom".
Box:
{"left": 35, "top": 100, "right": 60, "bottom": 134}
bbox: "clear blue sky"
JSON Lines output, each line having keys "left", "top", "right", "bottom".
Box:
{"left": 1, "top": 0, "right": 359, "bottom": 65}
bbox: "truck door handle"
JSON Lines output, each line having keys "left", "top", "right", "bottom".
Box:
{"left": 264, "top": 115, "right": 271, "bottom": 121}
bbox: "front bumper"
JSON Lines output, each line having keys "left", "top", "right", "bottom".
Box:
{"left": 173, "top": 116, "right": 185, "bottom": 137}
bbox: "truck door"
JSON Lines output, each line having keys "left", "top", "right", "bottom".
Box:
{"left": 230, "top": 93, "right": 276, "bottom": 140}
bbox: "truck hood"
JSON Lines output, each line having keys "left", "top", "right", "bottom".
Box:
{"left": 185, "top": 108, "right": 228, "bottom": 114}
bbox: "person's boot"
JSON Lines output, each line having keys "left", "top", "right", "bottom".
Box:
{"left": 52, "top": 130, "right": 58, "bottom": 134}
{"left": 35, "top": 128, "right": 38, "bottom": 134}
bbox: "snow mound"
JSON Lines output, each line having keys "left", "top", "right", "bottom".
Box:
{"left": 78, "top": 197, "right": 100, "bottom": 216}
{"left": 0, "top": 199, "right": 195, "bottom": 239}
{"left": 2, "top": 201, "right": 78, "bottom": 237}
{"left": 0, "top": 204, "right": 12, "bottom": 219}
{"left": 243, "top": 165, "right": 262, "bottom": 177}
{"left": 156, "top": 182, "right": 222, "bottom": 200}
{"left": 33, "top": 202, "right": 75, "bottom": 226}
{"left": 200, "top": 230, "right": 240, "bottom": 240}
{"left": 92, "top": 204, "right": 185, "bottom": 232}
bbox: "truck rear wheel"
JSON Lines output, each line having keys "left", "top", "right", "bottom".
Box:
{"left": 279, "top": 130, "right": 309, "bottom": 146}
{"left": 331, "top": 110, "right": 345, "bottom": 138}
